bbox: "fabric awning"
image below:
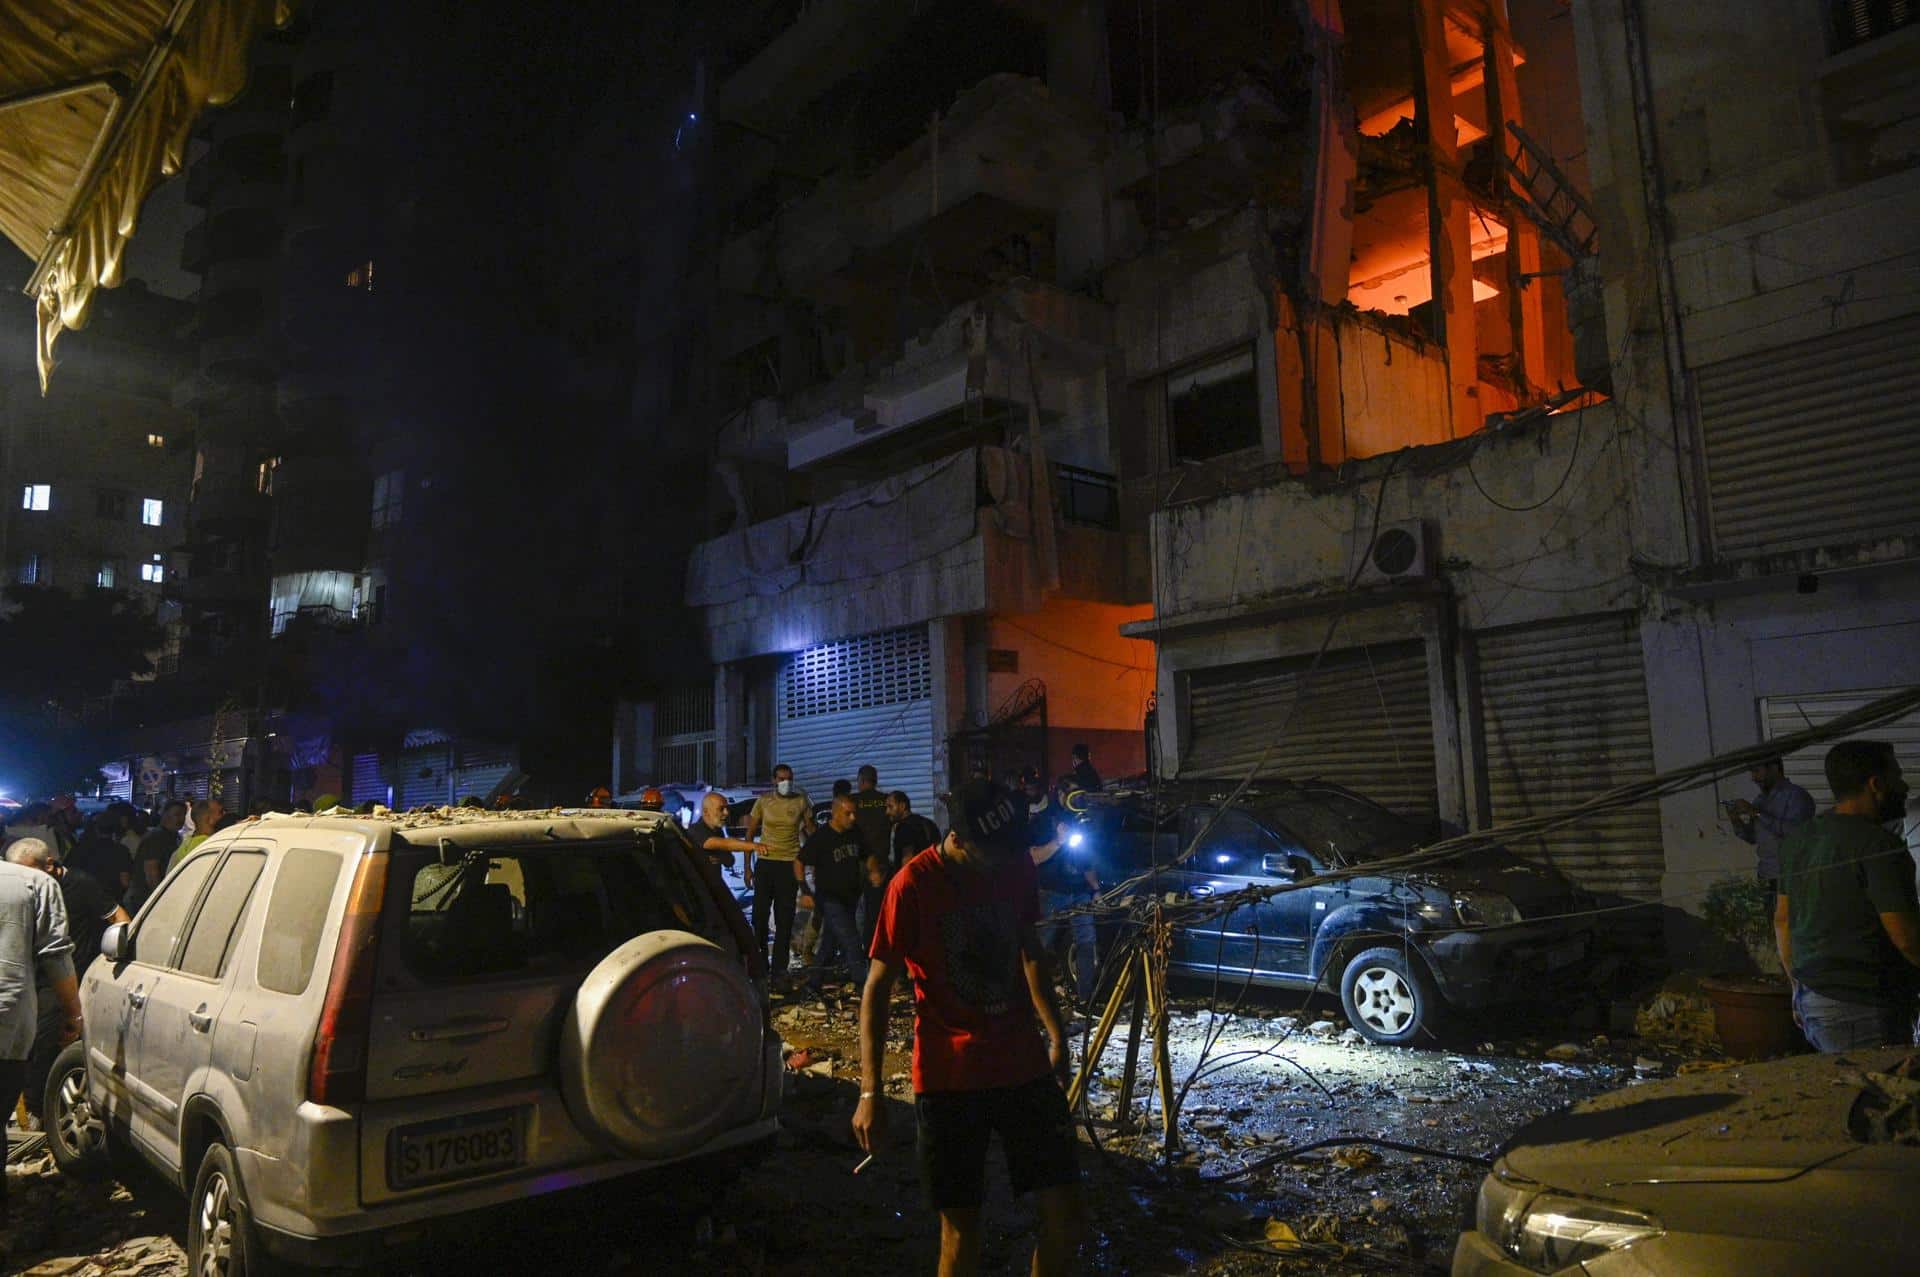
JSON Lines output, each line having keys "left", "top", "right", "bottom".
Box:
{"left": 0, "top": 0, "right": 294, "bottom": 390}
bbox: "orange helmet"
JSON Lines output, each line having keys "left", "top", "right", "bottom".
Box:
{"left": 639, "top": 787, "right": 665, "bottom": 811}
{"left": 587, "top": 785, "right": 612, "bottom": 808}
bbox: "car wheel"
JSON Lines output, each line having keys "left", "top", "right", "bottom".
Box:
{"left": 1339, "top": 946, "right": 1443, "bottom": 1046}
{"left": 188, "top": 1141, "right": 281, "bottom": 1277}
{"left": 45, "top": 1040, "right": 113, "bottom": 1180}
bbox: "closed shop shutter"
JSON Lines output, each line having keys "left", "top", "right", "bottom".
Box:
{"left": 349, "top": 752, "right": 387, "bottom": 806}
{"left": 399, "top": 745, "right": 452, "bottom": 809}
{"left": 106, "top": 774, "right": 133, "bottom": 802}
{"left": 177, "top": 771, "right": 211, "bottom": 801}
{"left": 1181, "top": 642, "right": 1438, "bottom": 823}
{"left": 1763, "top": 690, "right": 1920, "bottom": 860}
{"left": 452, "top": 742, "right": 517, "bottom": 803}
{"left": 1476, "top": 613, "right": 1660, "bottom": 901}
{"left": 1698, "top": 312, "right": 1920, "bottom": 556}
{"left": 777, "top": 626, "right": 936, "bottom": 815}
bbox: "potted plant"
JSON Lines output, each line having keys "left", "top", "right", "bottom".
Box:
{"left": 1697, "top": 876, "right": 1798, "bottom": 1059}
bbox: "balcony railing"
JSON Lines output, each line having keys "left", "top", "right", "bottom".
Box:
{"left": 1054, "top": 463, "right": 1118, "bottom": 528}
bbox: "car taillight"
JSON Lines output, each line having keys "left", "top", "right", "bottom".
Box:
{"left": 308, "top": 850, "right": 388, "bottom": 1106}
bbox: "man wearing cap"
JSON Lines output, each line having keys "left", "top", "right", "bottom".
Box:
{"left": 1026, "top": 770, "right": 1100, "bottom": 1007}
{"left": 854, "top": 779, "right": 1084, "bottom": 1276}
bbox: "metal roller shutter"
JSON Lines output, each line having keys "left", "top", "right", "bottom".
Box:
{"left": 1181, "top": 642, "right": 1438, "bottom": 822}
{"left": 1698, "top": 312, "right": 1920, "bottom": 556}
{"left": 777, "top": 626, "right": 936, "bottom": 815}
{"left": 399, "top": 745, "right": 452, "bottom": 809}
{"left": 177, "top": 772, "right": 211, "bottom": 801}
{"left": 1476, "top": 613, "right": 1660, "bottom": 900}
{"left": 1763, "top": 690, "right": 1920, "bottom": 860}
{"left": 349, "top": 753, "right": 388, "bottom": 807}
{"left": 452, "top": 742, "right": 517, "bottom": 803}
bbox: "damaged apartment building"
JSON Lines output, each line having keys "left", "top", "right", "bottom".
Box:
{"left": 680, "top": 0, "right": 1920, "bottom": 953}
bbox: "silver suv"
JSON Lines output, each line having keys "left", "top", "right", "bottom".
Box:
{"left": 42, "top": 808, "right": 780, "bottom": 1274}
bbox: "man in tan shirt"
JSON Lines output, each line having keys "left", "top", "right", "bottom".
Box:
{"left": 745, "top": 763, "right": 815, "bottom": 984}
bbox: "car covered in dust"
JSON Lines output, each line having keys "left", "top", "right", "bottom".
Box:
{"left": 43, "top": 807, "right": 778, "bottom": 1275}
{"left": 1454, "top": 1046, "right": 1920, "bottom": 1274}
{"left": 1086, "top": 780, "right": 1597, "bottom": 1044}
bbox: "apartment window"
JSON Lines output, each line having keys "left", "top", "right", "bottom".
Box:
{"left": 97, "top": 489, "right": 128, "bottom": 521}
{"left": 141, "top": 498, "right": 165, "bottom": 527}
{"left": 257, "top": 456, "right": 280, "bottom": 495}
{"left": 21, "top": 483, "right": 50, "bottom": 512}
{"left": 1831, "top": 0, "right": 1918, "bottom": 51}
{"left": 371, "top": 469, "right": 403, "bottom": 531}
{"left": 146, "top": 433, "right": 166, "bottom": 449}
{"left": 96, "top": 558, "right": 123, "bottom": 590}
{"left": 140, "top": 553, "right": 165, "bottom": 585}
{"left": 1167, "top": 347, "right": 1262, "bottom": 464}
{"left": 16, "top": 554, "right": 41, "bottom": 585}
{"left": 345, "top": 259, "right": 374, "bottom": 291}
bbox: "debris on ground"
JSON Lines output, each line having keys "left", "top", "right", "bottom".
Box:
{"left": 1635, "top": 976, "right": 1721, "bottom": 1054}
{"left": 1854, "top": 1054, "right": 1920, "bottom": 1145}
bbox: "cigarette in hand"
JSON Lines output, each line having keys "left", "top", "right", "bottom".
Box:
{"left": 853, "top": 1153, "right": 875, "bottom": 1175}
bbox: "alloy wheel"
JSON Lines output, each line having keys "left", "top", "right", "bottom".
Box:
{"left": 1352, "top": 965, "right": 1416, "bottom": 1035}
{"left": 54, "top": 1068, "right": 106, "bottom": 1160}
{"left": 197, "top": 1169, "right": 235, "bottom": 1277}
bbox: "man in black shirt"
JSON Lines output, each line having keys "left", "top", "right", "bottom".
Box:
{"left": 885, "top": 790, "right": 941, "bottom": 871}
{"left": 799, "top": 795, "right": 869, "bottom": 987}
{"left": 1026, "top": 770, "right": 1100, "bottom": 1005}
{"left": 851, "top": 764, "right": 891, "bottom": 864}
{"left": 1069, "top": 743, "right": 1102, "bottom": 795}
{"left": 684, "top": 792, "right": 759, "bottom": 877}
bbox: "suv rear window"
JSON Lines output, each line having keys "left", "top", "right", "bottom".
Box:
{"left": 396, "top": 833, "right": 720, "bottom": 984}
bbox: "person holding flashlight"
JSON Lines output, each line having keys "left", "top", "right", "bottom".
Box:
{"left": 1025, "top": 769, "right": 1099, "bottom": 1007}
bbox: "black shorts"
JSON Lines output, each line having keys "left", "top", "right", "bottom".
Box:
{"left": 915, "top": 1074, "right": 1079, "bottom": 1211}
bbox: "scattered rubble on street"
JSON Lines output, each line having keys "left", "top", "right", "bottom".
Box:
{"left": 6, "top": 983, "right": 1739, "bottom": 1275}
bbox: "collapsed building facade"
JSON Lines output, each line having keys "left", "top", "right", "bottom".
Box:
{"left": 683, "top": 0, "right": 1920, "bottom": 953}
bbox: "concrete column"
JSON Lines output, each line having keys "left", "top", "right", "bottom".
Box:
{"left": 1481, "top": 8, "right": 1549, "bottom": 400}
{"left": 1411, "top": 0, "right": 1480, "bottom": 434}
{"left": 1421, "top": 602, "right": 1469, "bottom": 831}
{"left": 929, "top": 617, "right": 966, "bottom": 808}
{"left": 714, "top": 662, "right": 747, "bottom": 787}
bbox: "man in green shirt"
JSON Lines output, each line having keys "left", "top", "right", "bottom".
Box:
{"left": 745, "top": 763, "right": 815, "bottom": 984}
{"left": 1774, "top": 739, "right": 1919, "bottom": 1051}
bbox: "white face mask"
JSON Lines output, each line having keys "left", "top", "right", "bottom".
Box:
{"left": 775, "top": 779, "right": 792, "bottom": 797}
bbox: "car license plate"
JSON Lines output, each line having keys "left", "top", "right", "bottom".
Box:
{"left": 388, "top": 1108, "right": 526, "bottom": 1190}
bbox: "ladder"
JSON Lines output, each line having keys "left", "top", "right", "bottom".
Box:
{"left": 1502, "top": 120, "right": 1599, "bottom": 261}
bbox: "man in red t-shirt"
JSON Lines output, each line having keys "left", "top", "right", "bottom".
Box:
{"left": 853, "top": 779, "right": 1084, "bottom": 1276}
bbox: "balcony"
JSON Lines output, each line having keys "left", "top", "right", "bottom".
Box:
{"left": 686, "top": 444, "right": 1139, "bottom": 662}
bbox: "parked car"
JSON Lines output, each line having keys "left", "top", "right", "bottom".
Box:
{"left": 1090, "top": 780, "right": 1595, "bottom": 1044}
{"left": 1454, "top": 1046, "right": 1920, "bottom": 1274}
{"left": 43, "top": 807, "right": 779, "bottom": 1274}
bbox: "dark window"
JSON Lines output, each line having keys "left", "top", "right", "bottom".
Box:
{"left": 96, "top": 489, "right": 127, "bottom": 521}
{"left": 1180, "top": 807, "right": 1291, "bottom": 876}
{"left": 1831, "top": 0, "right": 1918, "bottom": 51}
{"left": 1167, "top": 348, "right": 1262, "bottom": 464}
{"left": 133, "top": 853, "right": 217, "bottom": 967}
{"left": 398, "top": 835, "right": 719, "bottom": 985}
{"left": 257, "top": 849, "right": 343, "bottom": 995}
{"left": 291, "top": 71, "right": 334, "bottom": 129}
{"left": 179, "top": 851, "right": 268, "bottom": 978}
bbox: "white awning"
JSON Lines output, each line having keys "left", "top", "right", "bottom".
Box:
{"left": 0, "top": 0, "right": 295, "bottom": 390}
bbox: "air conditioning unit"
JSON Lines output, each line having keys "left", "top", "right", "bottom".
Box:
{"left": 1353, "top": 518, "right": 1431, "bottom": 585}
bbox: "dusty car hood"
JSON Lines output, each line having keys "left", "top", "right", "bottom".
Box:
{"left": 1414, "top": 845, "right": 1576, "bottom": 916}
{"left": 1502, "top": 1048, "right": 1920, "bottom": 1189}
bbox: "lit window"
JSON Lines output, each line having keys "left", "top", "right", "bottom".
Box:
{"left": 146, "top": 433, "right": 166, "bottom": 449}
{"left": 141, "top": 554, "right": 165, "bottom": 584}
{"left": 257, "top": 456, "right": 280, "bottom": 495}
{"left": 16, "top": 554, "right": 41, "bottom": 585}
{"left": 345, "top": 259, "right": 374, "bottom": 291}
{"left": 141, "top": 498, "right": 164, "bottom": 526}
{"left": 21, "top": 483, "right": 50, "bottom": 512}
{"left": 96, "top": 558, "right": 121, "bottom": 590}
{"left": 371, "top": 469, "right": 403, "bottom": 530}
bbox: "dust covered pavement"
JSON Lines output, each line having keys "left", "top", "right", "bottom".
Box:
{"left": 4, "top": 986, "right": 1701, "bottom": 1276}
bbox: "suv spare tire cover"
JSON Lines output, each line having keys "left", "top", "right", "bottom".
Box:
{"left": 559, "top": 929, "right": 762, "bottom": 1160}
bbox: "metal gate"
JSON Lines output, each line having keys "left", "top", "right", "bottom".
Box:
{"left": 452, "top": 743, "right": 517, "bottom": 803}
{"left": 399, "top": 744, "right": 452, "bottom": 809}
{"left": 1476, "top": 613, "right": 1660, "bottom": 900}
{"left": 1698, "top": 311, "right": 1920, "bottom": 556}
{"left": 1181, "top": 641, "right": 1438, "bottom": 822}
{"left": 349, "top": 752, "right": 387, "bottom": 807}
{"left": 776, "top": 626, "right": 935, "bottom": 814}
{"left": 1763, "top": 689, "right": 1920, "bottom": 860}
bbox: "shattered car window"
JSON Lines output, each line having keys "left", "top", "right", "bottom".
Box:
{"left": 399, "top": 833, "right": 720, "bottom": 983}
{"left": 1258, "top": 789, "right": 1422, "bottom": 865}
